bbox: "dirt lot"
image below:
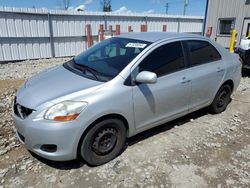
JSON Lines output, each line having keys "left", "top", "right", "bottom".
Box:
{"left": 0, "top": 59, "right": 250, "bottom": 188}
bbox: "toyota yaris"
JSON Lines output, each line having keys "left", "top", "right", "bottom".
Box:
{"left": 13, "top": 32, "right": 241, "bottom": 166}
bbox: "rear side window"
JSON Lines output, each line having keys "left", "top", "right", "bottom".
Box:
{"left": 186, "top": 40, "right": 221, "bottom": 66}
{"left": 139, "top": 41, "right": 185, "bottom": 77}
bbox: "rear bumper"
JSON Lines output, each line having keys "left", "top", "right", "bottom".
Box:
{"left": 234, "top": 67, "right": 242, "bottom": 92}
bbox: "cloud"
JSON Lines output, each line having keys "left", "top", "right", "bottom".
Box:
{"left": 143, "top": 9, "right": 155, "bottom": 14}
{"left": 84, "top": 0, "right": 93, "bottom": 5}
{"left": 114, "top": 6, "right": 155, "bottom": 14}
{"left": 114, "top": 6, "right": 133, "bottom": 14}
{"left": 75, "top": 5, "right": 86, "bottom": 11}
{"left": 74, "top": 0, "right": 92, "bottom": 11}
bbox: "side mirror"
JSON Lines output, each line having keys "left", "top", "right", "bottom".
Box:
{"left": 135, "top": 71, "right": 157, "bottom": 84}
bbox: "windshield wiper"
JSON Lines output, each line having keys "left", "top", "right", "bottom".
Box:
{"left": 73, "top": 60, "right": 100, "bottom": 81}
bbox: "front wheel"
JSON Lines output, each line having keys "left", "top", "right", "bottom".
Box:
{"left": 209, "top": 84, "right": 232, "bottom": 114}
{"left": 79, "top": 118, "right": 126, "bottom": 166}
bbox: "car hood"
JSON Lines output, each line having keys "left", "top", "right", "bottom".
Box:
{"left": 16, "top": 65, "right": 103, "bottom": 109}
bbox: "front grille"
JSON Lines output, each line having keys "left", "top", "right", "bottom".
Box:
{"left": 14, "top": 97, "right": 33, "bottom": 119}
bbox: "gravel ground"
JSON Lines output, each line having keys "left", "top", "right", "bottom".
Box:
{"left": 0, "top": 58, "right": 70, "bottom": 80}
{"left": 0, "top": 58, "right": 250, "bottom": 188}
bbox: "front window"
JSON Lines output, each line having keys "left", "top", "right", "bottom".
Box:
{"left": 64, "top": 37, "right": 151, "bottom": 82}
{"left": 138, "top": 41, "right": 185, "bottom": 77}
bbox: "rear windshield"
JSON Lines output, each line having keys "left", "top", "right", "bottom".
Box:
{"left": 64, "top": 37, "right": 151, "bottom": 82}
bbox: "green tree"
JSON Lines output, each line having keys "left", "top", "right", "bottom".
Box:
{"left": 101, "top": 0, "right": 112, "bottom": 12}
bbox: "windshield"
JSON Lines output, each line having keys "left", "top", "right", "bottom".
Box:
{"left": 65, "top": 37, "right": 151, "bottom": 82}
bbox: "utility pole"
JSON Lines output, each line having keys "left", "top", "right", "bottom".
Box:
{"left": 165, "top": 3, "right": 169, "bottom": 15}
{"left": 183, "top": 0, "right": 188, "bottom": 15}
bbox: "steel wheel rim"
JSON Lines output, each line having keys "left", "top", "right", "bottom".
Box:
{"left": 91, "top": 127, "right": 117, "bottom": 155}
{"left": 216, "top": 88, "right": 229, "bottom": 108}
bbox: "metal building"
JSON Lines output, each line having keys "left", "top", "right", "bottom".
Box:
{"left": 0, "top": 7, "right": 204, "bottom": 62}
{"left": 204, "top": 0, "right": 250, "bottom": 48}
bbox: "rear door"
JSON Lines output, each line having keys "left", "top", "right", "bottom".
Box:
{"left": 184, "top": 40, "right": 225, "bottom": 111}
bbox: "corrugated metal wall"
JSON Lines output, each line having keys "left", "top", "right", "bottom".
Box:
{"left": 205, "top": 0, "right": 250, "bottom": 48}
{"left": 0, "top": 7, "right": 204, "bottom": 62}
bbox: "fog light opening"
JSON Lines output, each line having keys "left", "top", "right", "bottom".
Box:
{"left": 40, "top": 144, "right": 57, "bottom": 153}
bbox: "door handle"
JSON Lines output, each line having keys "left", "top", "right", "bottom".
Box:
{"left": 181, "top": 77, "right": 191, "bottom": 84}
{"left": 181, "top": 80, "right": 191, "bottom": 84}
{"left": 217, "top": 67, "right": 225, "bottom": 73}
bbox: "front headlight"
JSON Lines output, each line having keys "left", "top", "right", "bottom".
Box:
{"left": 44, "top": 101, "right": 88, "bottom": 121}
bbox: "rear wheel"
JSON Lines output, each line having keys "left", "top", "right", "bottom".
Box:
{"left": 79, "top": 118, "right": 126, "bottom": 166}
{"left": 210, "top": 84, "right": 232, "bottom": 114}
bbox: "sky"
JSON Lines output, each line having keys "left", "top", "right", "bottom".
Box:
{"left": 0, "top": 0, "right": 207, "bottom": 16}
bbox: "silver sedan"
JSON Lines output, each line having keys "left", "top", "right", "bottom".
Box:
{"left": 13, "top": 32, "right": 242, "bottom": 166}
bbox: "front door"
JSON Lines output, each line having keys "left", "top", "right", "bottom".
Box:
{"left": 132, "top": 41, "right": 191, "bottom": 130}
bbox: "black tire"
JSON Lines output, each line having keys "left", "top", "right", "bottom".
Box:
{"left": 210, "top": 84, "right": 232, "bottom": 114}
{"left": 79, "top": 118, "right": 126, "bottom": 166}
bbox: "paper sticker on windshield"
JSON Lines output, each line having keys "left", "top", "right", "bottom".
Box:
{"left": 126, "top": 43, "right": 147, "bottom": 48}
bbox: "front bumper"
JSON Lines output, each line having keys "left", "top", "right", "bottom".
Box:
{"left": 12, "top": 111, "right": 84, "bottom": 161}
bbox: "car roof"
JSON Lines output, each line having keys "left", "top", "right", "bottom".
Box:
{"left": 118, "top": 32, "right": 205, "bottom": 43}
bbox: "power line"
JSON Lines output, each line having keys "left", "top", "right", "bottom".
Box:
{"left": 167, "top": 0, "right": 185, "bottom": 4}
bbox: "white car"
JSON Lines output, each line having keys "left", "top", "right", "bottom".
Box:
{"left": 237, "top": 37, "right": 250, "bottom": 69}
